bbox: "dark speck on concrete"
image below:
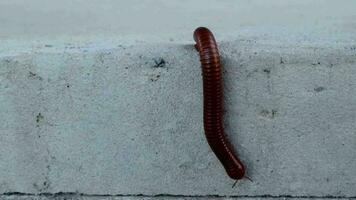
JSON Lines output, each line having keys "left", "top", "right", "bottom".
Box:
{"left": 271, "top": 109, "right": 277, "bottom": 118}
{"left": 260, "top": 109, "right": 278, "bottom": 119}
{"left": 312, "top": 61, "right": 321, "bottom": 66}
{"left": 314, "top": 86, "right": 326, "bottom": 92}
{"left": 150, "top": 74, "right": 161, "bottom": 82}
{"left": 36, "top": 113, "right": 44, "bottom": 126}
{"left": 28, "top": 71, "right": 43, "bottom": 81}
{"left": 153, "top": 58, "right": 166, "bottom": 68}
{"left": 263, "top": 68, "right": 271, "bottom": 74}
{"left": 117, "top": 44, "right": 126, "bottom": 50}
{"left": 33, "top": 179, "right": 49, "bottom": 192}
{"left": 29, "top": 71, "right": 36, "bottom": 77}
{"left": 280, "top": 57, "right": 285, "bottom": 64}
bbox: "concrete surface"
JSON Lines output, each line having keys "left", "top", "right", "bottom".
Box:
{"left": 0, "top": 197, "right": 354, "bottom": 200}
{"left": 1, "top": 0, "right": 356, "bottom": 42}
{"left": 1, "top": 37, "right": 356, "bottom": 197}
{"left": 1, "top": 0, "right": 356, "bottom": 199}
{"left": 1, "top": 197, "right": 353, "bottom": 200}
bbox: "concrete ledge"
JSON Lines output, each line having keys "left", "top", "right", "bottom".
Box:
{"left": 1, "top": 36, "right": 356, "bottom": 196}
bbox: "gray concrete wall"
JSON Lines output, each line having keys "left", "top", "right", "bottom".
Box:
{"left": 1, "top": 0, "right": 356, "bottom": 200}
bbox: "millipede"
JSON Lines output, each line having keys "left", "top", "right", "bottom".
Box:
{"left": 193, "top": 27, "right": 246, "bottom": 181}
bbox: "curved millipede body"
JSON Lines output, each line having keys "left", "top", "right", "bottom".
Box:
{"left": 194, "top": 27, "right": 245, "bottom": 180}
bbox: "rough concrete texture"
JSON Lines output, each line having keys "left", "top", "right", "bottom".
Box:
{"left": 2, "top": 197, "right": 353, "bottom": 200}
{"left": 1, "top": 0, "right": 356, "bottom": 199}
{"left": 1, "top": 37, "right": 356, "bottom": 197}
{"left": 0, "top": 197, "right": 354, "bottom": 200}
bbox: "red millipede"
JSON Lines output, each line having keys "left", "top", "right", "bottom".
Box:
{"left": 194, "top": 27, "right": 246, "bottom": 180}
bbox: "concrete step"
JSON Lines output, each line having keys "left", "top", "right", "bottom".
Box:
{"left": 1, "top": 0, "right": 356, "bottom": 198}
{"left": 1, "top": 35, "right": 356, "bottom": 197}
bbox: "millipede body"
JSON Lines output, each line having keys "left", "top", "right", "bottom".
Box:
{"left": 193, "top": 27, "right": 245, "bottom": 180}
